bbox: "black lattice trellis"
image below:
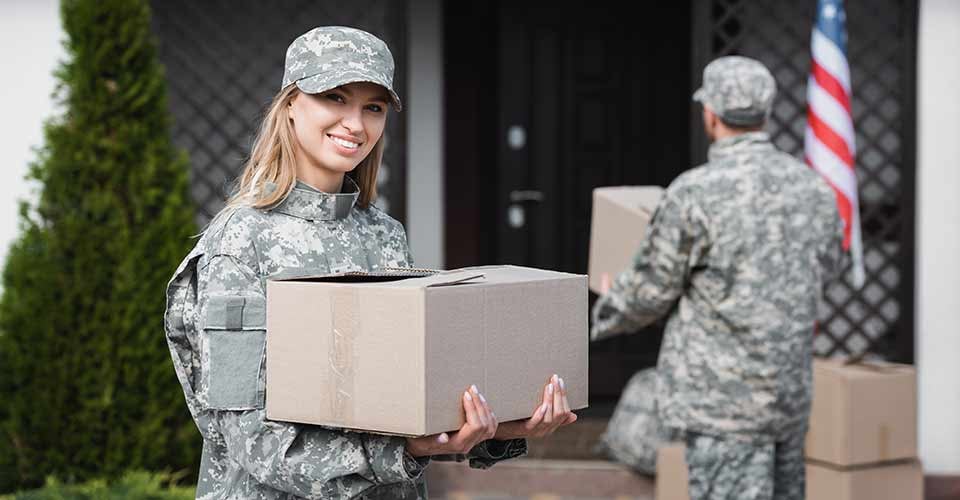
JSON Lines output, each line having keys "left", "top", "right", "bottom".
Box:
{"left": 692, "top": 0, "right": 917, "bottom": 361}
{"left": 149, "top": 0, "right": 407, "bottom": 226}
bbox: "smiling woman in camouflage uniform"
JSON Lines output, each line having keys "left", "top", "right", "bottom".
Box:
{"left": 164, "top": 26, "right": 576, "bottom": 499}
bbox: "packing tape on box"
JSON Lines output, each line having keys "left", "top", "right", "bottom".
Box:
{"left": 330, "top": 288, "right": 357, "bottom": 423}
{"left": 879, "top": 424, "right": 890, "bottom": 461}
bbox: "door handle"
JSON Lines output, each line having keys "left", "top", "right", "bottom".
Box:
{"left": 509, "top": 190, "right": 545, "bottom": 203}
{"left": 506, "top": 190, "right": 544, "bottom": 229}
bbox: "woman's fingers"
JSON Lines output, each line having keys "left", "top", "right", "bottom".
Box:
{"left": 552, "top": 375, "right": 564, "bottom": 421}
{"left": 462, "top": 388, "right": 481, "bottom": 431}
{"left": 525, "top": 402, "right": 548, "bottom": 432}
{"left": 539, "top": 374, "right": 562, "bottom": 436}
{"left": 471, "top": 384, "right": 497, "bottom": 439}
{"left": 541, "top": 377, "right": 555, "bottom": 429}
{"left": 469, "top": 385, "right": 488, "bottom": 427}
{"left": 559, "top": 375, "right": 571, "bottom": 415}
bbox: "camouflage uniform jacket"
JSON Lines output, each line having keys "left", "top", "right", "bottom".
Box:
{"left": 165, "top": 179, "right": 526, "bottom": 499}
{"left": 591, "top": 132, "right": 845, "bottom": 442}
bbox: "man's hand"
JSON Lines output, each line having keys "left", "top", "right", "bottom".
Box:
{"left": 405, "top": 385, "right": 498, "bottom": 457}
{"left": 494, "top": 374, "right": 577, "bottom": 440}
{"left": 600, "top": 273, "right": 612, "bottom": 295}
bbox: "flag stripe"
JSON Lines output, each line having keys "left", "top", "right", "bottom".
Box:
{"left": 805, "top": 128, "right": 858, "bottom": 204}
{"left": 807, "top": 77, "right": 857, "bottom": 154}
{"left": 806, "top": 154, "right": 855, "bottom": 249}
{"left": 811, "top": 59, "right": 852, "bottom": 114}
{"left": 811, "top": 28, "right": 851, "bottom": 93}
{"left": 808, "top": 109, "right": 855, "bottom": 167}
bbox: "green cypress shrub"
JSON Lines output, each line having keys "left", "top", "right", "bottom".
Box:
{"left": 0, "top": 0, "right": 200, "bottom": 491}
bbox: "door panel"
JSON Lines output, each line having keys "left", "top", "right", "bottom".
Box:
{"left": 494, "top": 3, "right": 691, "bottom": 404}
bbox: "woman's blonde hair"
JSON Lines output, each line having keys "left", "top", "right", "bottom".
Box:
{"left": 207, "top": 84, "right": 384, "bottom": 231}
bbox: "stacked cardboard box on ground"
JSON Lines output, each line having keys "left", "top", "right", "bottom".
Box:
{"left": 653, "top": 359, "right": 924, "bottom": 500}
{"left": 804, "top": 358, "right": 923, "bottom": 500}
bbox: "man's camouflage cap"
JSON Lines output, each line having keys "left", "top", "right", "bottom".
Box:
{"left": 693, "top": 56, "right": 775, "bottom": 126}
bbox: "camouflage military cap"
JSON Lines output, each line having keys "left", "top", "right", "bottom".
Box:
{"left": 693, "top": 56, "right": 775, "bottom": 126}
{"left": 281, "top": 26, "right": 402, "bottom": 111}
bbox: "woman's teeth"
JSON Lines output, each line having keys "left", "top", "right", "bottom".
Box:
{"left": 330, "top": 136, "right": 359, "bottom": 149}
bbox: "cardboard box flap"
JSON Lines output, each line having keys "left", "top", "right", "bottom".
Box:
{"left": 268, "top": 267, "right": 441, "bottom": 283}
{"left": 269, "top": 267, "right": 489, "bottom": 287}
{"left": 391, "top": 269, "right": 487, "bottom": 288}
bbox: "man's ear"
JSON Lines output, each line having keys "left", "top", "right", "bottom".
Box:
{"left": 704, "top": 106, "right": 718, "bottom": 127}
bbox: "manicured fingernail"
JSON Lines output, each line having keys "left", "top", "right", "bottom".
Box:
{"left": 471, "top": 384, "right": 479, "bottom": 394}
{"left": 479, "top": 393, "right": 487, "bottom": 403}
{"left": 464, "top": 391, "right": 472, "bottom": 401}
{"left": 553, "top": 374, "right": 559, "bottom": 383}
{"left": 559, "top": 378, "right": 565, "bottom": 391}
{"left": 438, "top": 433, "right": 449, "bottom": 443}
{"left": 548, "top": 383, "right": 554, "bottom": 395}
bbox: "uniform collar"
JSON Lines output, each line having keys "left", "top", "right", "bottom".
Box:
{"left": 272, "top": 177, "right": 360, "bottom": 221}
{"left": 707, "top": 131, "right": 775, "bottom": 162}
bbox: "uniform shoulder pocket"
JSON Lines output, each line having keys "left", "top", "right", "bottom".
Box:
{"left": 199, "top": 293, "right": 266, "bottom": 410}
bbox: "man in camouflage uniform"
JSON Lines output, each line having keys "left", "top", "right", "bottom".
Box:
{"left": 591, "top": 56, "right": 845, "bottom": 499}
{"left": 165, "top": 27, "right": 526, "bottom": 500}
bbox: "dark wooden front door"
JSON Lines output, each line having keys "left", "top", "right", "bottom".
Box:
{"left": 492, "top": 2, "right": 692, "bottom": 408}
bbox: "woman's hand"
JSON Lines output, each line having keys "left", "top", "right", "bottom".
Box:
{"left": 405, "top": 384, "right": 498, "bottom": 457}
{"left": 494, "top": 374, "right": 577, "bottom": 440}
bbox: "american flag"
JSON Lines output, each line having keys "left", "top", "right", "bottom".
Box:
{"left": 805, "top": 0, "right": 865, "bottom": 287}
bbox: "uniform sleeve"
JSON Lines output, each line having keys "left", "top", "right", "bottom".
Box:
{"left": 590, "top": 186, "right": 707, "bottom": 341}
{"left": 387, "top": 220, "right": 529, "bottom": 468}
{"left": 380, "top": 213, "right": 415, "bottom": 268}
{"left": 199, "top": 254, "right": 426, "bottom": 497}
{"left": 818, "top": 200, "right": 847, "bottom": 282}
{"left": 429, "top": 439, "right": 528, "bottom": 469}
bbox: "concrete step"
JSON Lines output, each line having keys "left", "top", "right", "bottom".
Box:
{"left": 425, "top": 458, "right": 655, "bottom": 500}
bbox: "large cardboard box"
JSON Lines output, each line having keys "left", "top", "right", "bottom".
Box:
{"left": 655, "top": 443, "right": 690, "bottom": 500}
{"left": 806, "top": 460, "right": 923, "bottom": 500}
{"left": 588, "top": 186, "right": 664, "bottom": 294}
{"left": 805, "top": 358, "right": 917, "bottom": 466}
{"left": 264, "top": 265, "right": 589, "bottom": 436}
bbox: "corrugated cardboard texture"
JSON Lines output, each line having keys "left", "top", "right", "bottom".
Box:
{"left": 425, "top": 266, "right": 587, "bottom": 433}
{"left": 805, "top": 460, "right": 923, "bottom": 500}
{"left": 805, "top": 358, "right": 917, "bottom": 466}
{"left": 266, "top": 282, "right": 425, "bottom": 435}
{"left": 588, "top": 186, "right": 663, "bottom": 294}
{"left": 655, "top": 443, "right": 690, "bottom": 500}
{"left": 266, "top": 265, "right": 588, "bottom": 436}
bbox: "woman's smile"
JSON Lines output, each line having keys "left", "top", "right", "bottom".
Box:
{"left": 327, "top": 132, "right": 363, "bottom": 155}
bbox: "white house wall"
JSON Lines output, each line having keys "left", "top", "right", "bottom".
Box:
{"left": 917, "top": 0, "right": 960, "bottom": 475}
{"left": 406, "top": 0, "right": 445, "bottom": 269}
{"left": 0, "top": 0, "right": 63, "bottom": 275}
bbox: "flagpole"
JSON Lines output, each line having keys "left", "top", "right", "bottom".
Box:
{"left": 850, "top": 202, "right": 865, "bottom": 288}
